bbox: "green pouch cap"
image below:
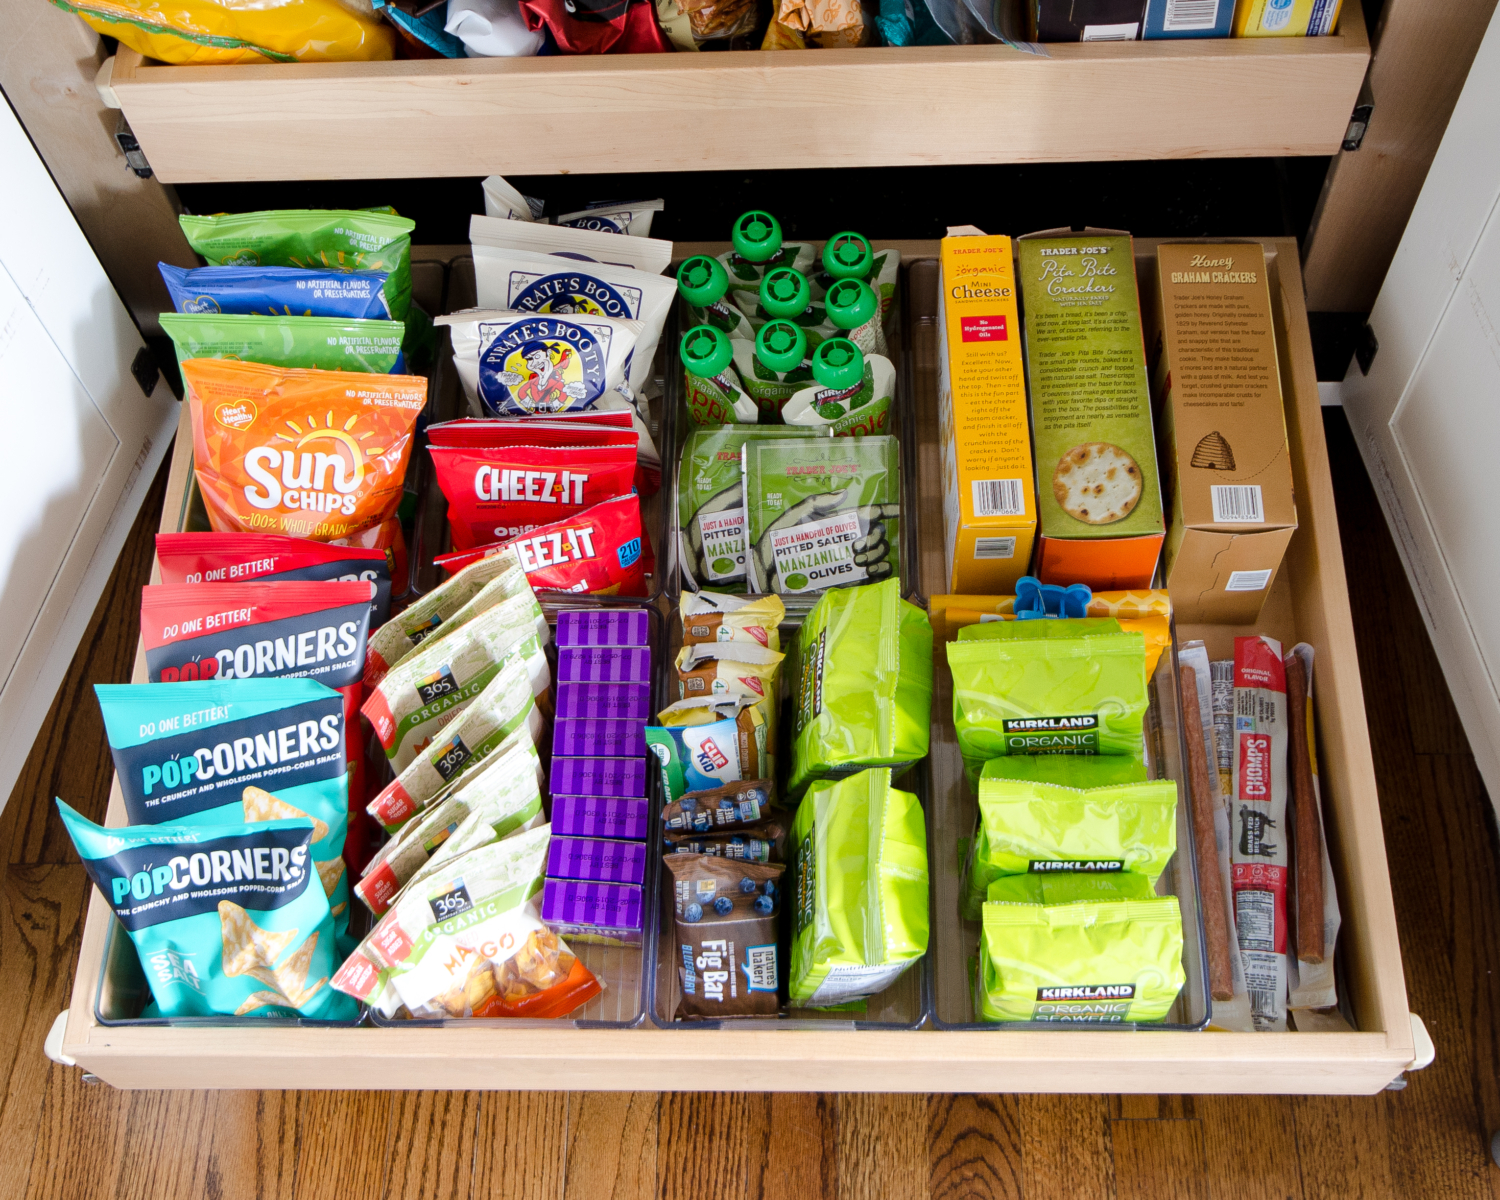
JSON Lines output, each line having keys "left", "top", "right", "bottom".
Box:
{"left": 822, "top": 232, "right": 874, "bottom": 281}
{"left": 789, "top": 769, "right": 929, "bottom": 1008}
{"left": 788, "top": 579, "right": 933, "bottom": 796}
{"left": 732, "top": 211, "right": 783, "bottom": 263}
{"left": 681, "top": 324, "right": 735, "bottom": 379}
{"left": 824, "top": 278, "right": 879, "bottom": 332}
{"left": 979, "top": 898, "right": 1185, "bottom": 1023}
{"left": 160, "top": 312, "right": 404, "bottom": 375}
{"left": 811, "top": 338, "right": 865, "bottom": 390}
{"left": 985, "top": 872, "right": 1156, "bottom": 906}
{"left": 759, "top": 267, "right": 811, "bottom": 319}
{"left": 678, "top": 255, "right": 729, "bottom": 307}
{"left": 756, "top": 319, "right": 808, "bottom": 373}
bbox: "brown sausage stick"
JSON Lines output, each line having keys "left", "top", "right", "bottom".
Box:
{"left": 1179, "top": 665, "right": 1235, "bottom": 1001}
{"left": 1285, "top": 653, "right": 1325, "bottom": 964}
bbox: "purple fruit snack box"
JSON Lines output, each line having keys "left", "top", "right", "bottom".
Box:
{"left": 554, "top": 682, "right": 651, "bottom": 723}
{"left": 550, "top": 794, "right": 650, "bottom": 841}
{"left": 556, "top": 608, "right": 650, "bottom": 648}
{"left": 552, "top": 718, "right": 647, "bottom": 759}
{"left": 546, "top": 836, "right": 647, "bottom": 885}
{"left": 557, "top": 645, "right": 651, "bottom": 684}
{"left": 552, "top": 755, "right": 646, "bottom": 798}
{"left": 541, "top": 880, "right": 643, "bottom": 947}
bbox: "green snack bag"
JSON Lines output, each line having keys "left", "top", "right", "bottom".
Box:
{"left": 782, "top": 338, "right": 897, "bottom": 439}
{"left": 731, "top": 319, "right": 814, "bottom": 419}
{"left": 677, "top": 424, "right": 820, "bottom": 592}
{"left": 790, "top": 770, "right": 929, "bottom": 1008}
{"left": 956, "top": 617, "right": 1123, "bottom": 641}
{"left": 788, "top": 579, "right": 932, "bottom": 796}
{"left": 976, "top": 751, "right": 1147, "bottom": 791}
{"left": 985, "top": 872, "right": 1156, "bottom": 906}
{"left": 979, "top": 898, "right": 1185, "bottom": 1023}
{"left": 962, "top": 778, "right": 1177, "bottom": 920}
{"left": 160, "top": 312, "right": 404, "bottom": 375}
{"left": 743, "top": 435, "right": 901, "bottom": 595}
{"left": 947, "top": 630, "right": 1147, "bottom": 773}
{"left": 680, "top": 324, "right": 759, "bottom": 427}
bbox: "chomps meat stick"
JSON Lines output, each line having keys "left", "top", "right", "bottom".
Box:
{"left": 1285, "top": 653, "right": 1325, "bottom": 964}
{"left": 1180, "top": 665, "right": 1235, "bottom": 1001}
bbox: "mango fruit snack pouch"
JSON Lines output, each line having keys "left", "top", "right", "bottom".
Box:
{"left": 788, "top": 578, "right": 933, "bottom": 796}
{"left": 789, "top": 770, "right": 928, "bottom": 1008}
{"left": 159, "top": 264, "right": 392, "bottom": 320}
{"left": 162, "top": 313, "right": 405, "bottom": 378}
{"left": 979, "top": 898, "right": 1185, "bottom": 1023}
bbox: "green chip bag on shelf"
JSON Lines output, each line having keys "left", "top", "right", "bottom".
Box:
{"left": 160, "top": 313, "right": 405, "bottom": 375}
{"left": 984, "top": 872, "right": 1156, "bottom": 906}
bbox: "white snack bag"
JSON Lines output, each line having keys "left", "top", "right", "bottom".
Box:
{"left": 472, "top": 244, "right": 675, "bottom": 394}
{"left": 549, "top": 200, "right": 663, "bottom": 238}
{"left": 482, "top": 176, "right": 545, "bottom": 221}
{"left": 437, "top": 307, "right": 643, "bottom": 417}
{"left": 446, "top": 0, "right": 543, "bottom": 56}
{"left": 470, "top": 214, "right": 672, "bottom": 275}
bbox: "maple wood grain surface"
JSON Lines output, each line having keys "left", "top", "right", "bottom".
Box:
{"left": 2, "top": 412, "right": 1498, "bottom": 1196}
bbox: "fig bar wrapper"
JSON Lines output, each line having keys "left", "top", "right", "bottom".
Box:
{"left": 162, "top": 313, "right": 405, "bottom": 378}
{"left": 788, "top": 578, "right": 933, "bottom": 796}
{"left": 364, "top": 547, "right": 528, "bottom": 687}
{"left": 180, "top": 358, "right": 425, "bottom": 543}
{"left": 438, "top": 309, "right": 643, "bottom": 417}
{"left": 665, "top": 852, "right": 786, "bottom": 1018}
{"left": 158, "top": 263, "right": 392, "bottom": 321}
{"left": 978, "top": 898, "right": 1185, "bottom": 1023}
{"left": 1230, "top": 634, "right": 1290, "bottom": 1032}
{"left": 666, "top": 822, "right": 788, "bottom": 864}
{"left": 678, "top": 425, "right": 822, "bottom": 592}
{"left": 662, "top": 780, "right": 781, "bottom": 833}
{"left": 680, "top": 592, "right": 786, "bottom": 652}
{"left": 59, "top": 803, "right": 356, "bottom": 1020}
{"left": 156, "top": 531, "right": 393, "bottom": 625}
{"left": 789, "top": 770, "right": 927, "bottom": 1008}
{"left": 368, "top": 656, "right": 543, "bottom": 833}
{"left": 742, "top": 435, "right": 900, "bottom": 595}
{"left": 363, "top": 590, "right": 550, "bottom": 772}
{"left": 962, "top": 778, "right": 1177, "bottom": 921}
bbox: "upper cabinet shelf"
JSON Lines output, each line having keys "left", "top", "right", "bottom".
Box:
{"left": 109, "top": 5, "right": 1367, "bottom": 182}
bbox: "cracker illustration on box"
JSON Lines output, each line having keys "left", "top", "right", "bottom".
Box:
{"left": 1052, "top": 442, "right": 1143, "bottom": 525}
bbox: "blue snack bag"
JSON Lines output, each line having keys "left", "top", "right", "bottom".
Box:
{"left": 158, "top": 263, "right": 393, "bottom": 320}
{"left": 94, "top": 678, "right": 352, "bottom": 949}
{"left": 58, "top": 802, "right": 357, "bottom": 1020}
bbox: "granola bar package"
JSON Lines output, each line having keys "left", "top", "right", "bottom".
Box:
{"left": 664, "top": 852, "right": 785, "bottom": 1018}
{"left": 680, "top": 592, "right": 786, "bottom": 651}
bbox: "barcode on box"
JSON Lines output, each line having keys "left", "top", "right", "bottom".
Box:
{"left": 972, "top": 478, "right": 1025, "bottom": 517}
{"left": 1162, "top": 0, "right": 1218, "bottom": 30}
{"left": 1211, "top": 484, "right": 1264, "bottom": 523}
{"left": 1226, "top": 569, "right": 1273, "bottom": 592}
{"left": 745, "top": 943, "right": 778, "bottom": 991}
{"left": 974, "top": 537, "right": 1016, "bottom": 560}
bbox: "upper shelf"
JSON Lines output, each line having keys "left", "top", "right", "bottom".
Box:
{"left": 109, "top": 5, "right": 1368, "bottom": 183}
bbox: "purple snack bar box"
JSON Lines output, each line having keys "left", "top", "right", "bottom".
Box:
{"left": 546, "top": 836, "right": 647, "bottom": 885}
{"left": 552, "top": 719, "right": 647, "bottom": 759}
{"left": 556, "top": 609, "right": 649, "bottom": 648}
{"left": 557, "top": 645, "right": 651, "bottom": 684}
{"left": 552, "top": 756, "right": 646, "bottom": 798}
{"left": 554, "top": 682, "right": 651, "bottom": 722}
{"left": 550, "top": 795, "right": 650, "bottom": 841}
{"left": 541, "top": 879, "right": 643, "bottom": 947}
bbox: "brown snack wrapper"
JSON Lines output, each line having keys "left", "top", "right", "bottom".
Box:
{"left": 665, "top": 853, "right": 785, "bottom": 1018}
{"left": 666, "top": 822, "right": 788, "bottom": 864}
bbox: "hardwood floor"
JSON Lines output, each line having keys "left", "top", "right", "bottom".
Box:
{"left": 2, "top": 409, "right": 1496, "bottom": 1199}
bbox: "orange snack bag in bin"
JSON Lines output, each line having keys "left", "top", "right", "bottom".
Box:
{"left": 181, "top": 358, "right": 426, "bottom": 543}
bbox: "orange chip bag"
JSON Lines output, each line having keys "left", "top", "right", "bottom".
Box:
{"left": 181, "top": 358, "right": 426, "bottom": 543}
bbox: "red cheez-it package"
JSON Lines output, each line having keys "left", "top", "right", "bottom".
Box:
{"left": 435, "top": 493, "right": 647, "bottom": 597}
{"left": 429, "top": 441, "right": 637, "bottom": 551}
{"left": 180, "top": 358, "right": 425, "bottom": 543}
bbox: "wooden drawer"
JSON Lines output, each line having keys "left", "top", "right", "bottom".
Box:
{"left": 105, "top": 10, "right": 1368, "bottom": 183}
{"left": 62, "top": 237, "right": 1419, "bottom": 1093}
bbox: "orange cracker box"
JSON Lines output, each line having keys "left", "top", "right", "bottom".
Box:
{"left": 181, "top": 358, "right": 426, "bottom": 544}
{"left": 936, "top": 231, "right": 1037, "bottom": 594}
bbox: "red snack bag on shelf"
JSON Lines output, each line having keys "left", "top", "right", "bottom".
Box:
{"left": 427, "top": 414, "right": 656, "bottom": 496}
{"left": 518, "top": 0, "right": 669, "bottom": 53}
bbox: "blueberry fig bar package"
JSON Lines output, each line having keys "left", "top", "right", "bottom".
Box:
{"left": 662, "top": 781, "right": 782, "bottom": 833}
{"left": 665, "top": 852, "right": 786, "bottom": 1018}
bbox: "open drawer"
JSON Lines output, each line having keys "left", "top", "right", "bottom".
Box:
{"left": 61, "top": 236, "right": 1420, "bottom": 1093}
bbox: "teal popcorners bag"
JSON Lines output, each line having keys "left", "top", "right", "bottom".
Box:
{"left": 160, "top": 312, "right": 406, "bottom": 376}
{"left": 789, "top": 770, "right": 928, "bottom": 1008}
{"left": 788, "top": 578, "right": 933, "bottom": 796}
{"left": 58, "top": 802, "right": 357, "bottom": 1020}
{"left": 95, "top": 679, "right": 351, "bottom": 949}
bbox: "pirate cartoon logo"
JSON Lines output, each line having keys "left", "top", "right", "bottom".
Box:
{"left": 478, "top": 317, "right": 607, "bottom": 415}
{"left": 511, "top": 271, "right": 636, "bottom": 321}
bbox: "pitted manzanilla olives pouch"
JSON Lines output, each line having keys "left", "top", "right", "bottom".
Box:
{"left": 788, "top": 578, "right": 933, "bottom": 796}
{"left": 979, "top": 898, "right": 1185, "bottom": 1023}
{"left": 789, "top": 770, "right": 928, "bottom": 1008}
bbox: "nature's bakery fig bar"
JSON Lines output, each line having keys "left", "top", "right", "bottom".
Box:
{"left": 1017, "top": 230, "right": 1163, "bottom": 590}
{"left": 936, "top": 232, "right": 1036, "bottom": 593}
{"left": 1146, "top": 243, "right": 1296, "bottom": 624}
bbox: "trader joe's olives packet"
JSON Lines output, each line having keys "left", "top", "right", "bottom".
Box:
{"left": 665, "top": 852, "right": 785, "bottom": 1018}
{"left": 788, "top": 578, "right": 933, "bottom": 796}
{"left": 789, "top": 770, "right": 928, "bottom": 1008}
{"left": 742, "top": 436, "right": 900, "bottom": 595}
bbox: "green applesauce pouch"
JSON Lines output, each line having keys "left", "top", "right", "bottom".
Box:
{"left": 787, "top": 578, "right": 933, "bottom": 796}
{"left": 161, "top": 313, "right": 405, "bottom": 375}
{"left": 680, "top": 325, "right": 758, "bottom": 427}
{"left": 979, "top": 898, "right": 1185, "bottom": 1023}
{"left": 742, "top": 435, "right": 900, "bottom": 595}
{"left": 731, "top": 320, "right": 814, "bottom": 419}
{"left": 789, "top": 770, "right": 929, "bottom": 1008}
{"left": 782, "top": 339, "right": 897, "bottom": 439}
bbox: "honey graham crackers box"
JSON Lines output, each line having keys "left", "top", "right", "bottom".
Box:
{"left": 936, "top": 231, "right": 1037, "bottom": 594}
{"left": 1144, "top": 242, "right": 1296, "bottom": 623}
{"left": 1017, "top": 230, "right": 1164, "bottom": 590}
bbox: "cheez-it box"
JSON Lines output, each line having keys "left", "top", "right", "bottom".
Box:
{"left": 936, "top": 231, "right": 1037, "bottom": 594}
{"left": 1146, "top": 242, "right": 1296, "bottom": 623}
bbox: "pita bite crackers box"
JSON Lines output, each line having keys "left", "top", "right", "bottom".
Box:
{"left": 1017, "top": 230, "right": 1164, "bottom": 590}
{"left": 1144, "top": 243, "right": 1296, "bottom": 623}
{"left": 936, "top": 232, "right": 1037, "bottom": 594}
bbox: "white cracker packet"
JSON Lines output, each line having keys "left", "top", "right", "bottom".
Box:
{"left": 549, "top": 200, "right": 663, "bottom": 238}
{"left": 482, "top": 176, "right": 545, "bottom": 221}
{"left": 470, "top": 214, "right": 672, "bottom": 275}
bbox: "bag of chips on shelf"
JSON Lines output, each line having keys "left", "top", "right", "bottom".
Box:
{"left": 159, "top": 264, "right": 393, "bottom": 321}
{"left": 162, "top": 313, "right": 405, "bottom": 377}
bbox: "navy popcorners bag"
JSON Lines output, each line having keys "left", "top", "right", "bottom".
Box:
{"left": 159, "top": 262, "right": 392, "bottom": 320}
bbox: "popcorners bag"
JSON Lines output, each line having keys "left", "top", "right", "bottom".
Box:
{"left": 788, "top": 578, "right": 932, "bottom": 796}
{"left": 58, "top": 803, "right": 357, "bottom": 1020}
{"left": 159, "top": 264, "right": 392, "bottom": 320}
{"left": 162, "top": 313, "right": 406, "bottom": 376}
{"left": 789, "top": 770, "right": 928, "bottom": 1008}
